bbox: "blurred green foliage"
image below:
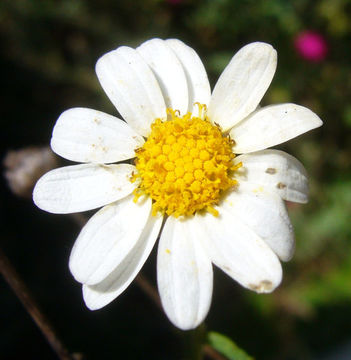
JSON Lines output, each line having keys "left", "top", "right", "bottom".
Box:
{"left": 1, "top": 0, "right": 351, "bottom": 359}
{"left": 208, "top": 331, "right": 253, "bottom": 360}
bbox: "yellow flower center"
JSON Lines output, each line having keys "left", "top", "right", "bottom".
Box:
{"left": 132, "top": 105, "right": 241, "bottom": 217}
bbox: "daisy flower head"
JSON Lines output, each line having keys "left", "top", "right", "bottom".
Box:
{"left": 33, "top": 38, "right": 322, "bottom": 330}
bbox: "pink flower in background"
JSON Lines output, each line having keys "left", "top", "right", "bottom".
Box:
{"left": 294, "top": 31, "right": 328, "bottom": 62}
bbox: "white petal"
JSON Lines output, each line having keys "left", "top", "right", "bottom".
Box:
{"left": 137, "top": 39, "right": 189, "bottom": 115}
{"left": 223, "top": 184, "right": 294, "bottom": 261}
{"left": 195, "top": 206, "right": 282, "bottom": 293}
{"left": 230, "top": 104, "right": 323, "bottom": 153}
{"left": 157, "top": 216, "right": 213, "bottom": 330}
{"left": 96, "top": 46, "right": 166, "bottom": 137}
{"left": 208, "top": 42, "right": 277, "bottom": 131}
{"left": 69, "top": 195, "right": 151, "bottom": 285}
{"left": 51, "top": 108, "right": 144, "bottom": 163}
{"left": 82, "top": 212, "right": 163, "bottom": 310}
{"left": 165, "top": 39, "right": 211, "bottom": 116}
{"left": 234, "top": 149, "right": 309, "bottom": 203}
{"left": 33, "top": 163, "right": 138, "bottom": 214}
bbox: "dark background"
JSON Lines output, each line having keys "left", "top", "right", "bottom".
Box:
{"left": 1, "top": 0, "right": 351, "bottom": 359}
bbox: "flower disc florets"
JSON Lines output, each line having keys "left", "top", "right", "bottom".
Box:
{"left": 133, "top": 106, "right": 240, "bottom": 217}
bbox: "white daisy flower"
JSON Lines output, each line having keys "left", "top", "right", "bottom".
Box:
{"left": 33, "top": 38, "right": 322, "bottom": 330}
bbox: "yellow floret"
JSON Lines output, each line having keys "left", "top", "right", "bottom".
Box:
{"left": 175, "top": 166, "right": 185, "bottom": 178}
{"left": 189, "top": 148, "right": 199, "bottom": 158}
{"left": 162, "top": 144, "right": 171, "bottom": 155}
{"left": 164, "top": 161, "right": 175, "bottom": 171}
{"left": 184, "top": 163, "right": 194, "bottom": 173}
{"left": 194, "top": 169, "right": 204, "bottom": 180}
{"left": 180, "top": 148, "right": 189, "bottom": 157}
{"left": 184, "top": 172, "right": 194, "bottom": 184}
{"left": 166, "top": 135, "right": 176, "bottom": 145}
{"left": 200, "top": 150, "right": 210, "bottom": 161}
{"left": 193, "top": 159, "right": 203, "bottom": 169}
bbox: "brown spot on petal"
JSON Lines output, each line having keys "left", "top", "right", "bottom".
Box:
{"left": 248, "top": 280, "right": 273, "bottom": 292}
{"left": 277, "top": 182, "right": 287, "bottom": 189}
{"left": 265, "top": 168, "right": 276, "bottom": 174}
{"left": 99, "top": 164, "right": 113, "bottom": 173}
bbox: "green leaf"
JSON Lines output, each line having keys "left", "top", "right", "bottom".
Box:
{"left": 208, "top": 331, "right": 254, "bottom": 360}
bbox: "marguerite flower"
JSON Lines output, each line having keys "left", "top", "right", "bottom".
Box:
{"left": 33, "top": 39, "right": 322, "bottom": 330}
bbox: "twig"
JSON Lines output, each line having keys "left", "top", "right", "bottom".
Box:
{"left": 0, "top": 247, "right": 79, "bottom": 360}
